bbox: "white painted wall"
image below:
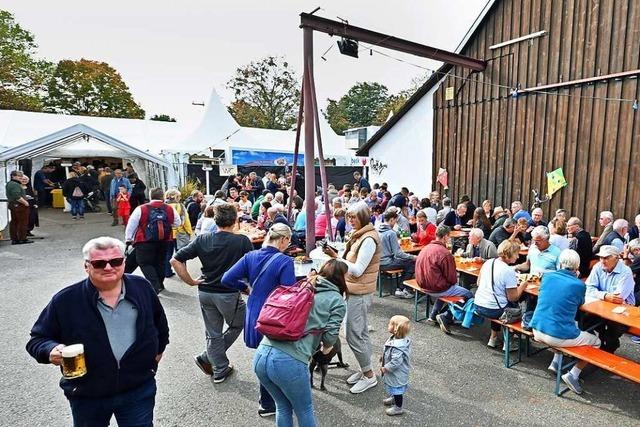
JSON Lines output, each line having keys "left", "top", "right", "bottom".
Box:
{"left": 368, "top": 86, "right": 437, "bottom": 197}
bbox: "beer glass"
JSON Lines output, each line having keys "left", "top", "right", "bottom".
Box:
{"left": 61, "top": 344, "right": 87, "bottom": 379}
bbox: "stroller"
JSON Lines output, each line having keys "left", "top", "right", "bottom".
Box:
{"left": 83, "top": 191, "right": 102, "bottom": 213}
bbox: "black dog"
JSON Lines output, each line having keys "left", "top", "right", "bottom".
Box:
{"left": 309, "top": 339, "right": 349, "bottom": 391}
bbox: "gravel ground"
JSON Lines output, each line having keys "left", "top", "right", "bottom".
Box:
{"left": 1, "top": 208, "right": 639, "bottom": 426}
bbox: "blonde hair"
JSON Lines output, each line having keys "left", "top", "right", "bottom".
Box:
{"left": 497, "top": 239, "right": 520, "bottom": 260}
{"left": 389, "top": 315, "right": 411, "bottom": 338}
{"left": 164, "top": 189, "right": 181, "bottom": 202}
{"left": 266, "top": 223, "right": 292, "bottom": 244}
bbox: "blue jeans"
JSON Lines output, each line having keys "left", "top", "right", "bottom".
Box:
{"left": 68, "top": 198, "right": 85, "bottom": 217}
{"left": 427, "top": 284, "right": 473, "bottom": 323}
{"left": 68, "top": 378, "right": 156, "bottom": 427}
{"left": 254, "top": 345, "right": 316, "bottom": 427}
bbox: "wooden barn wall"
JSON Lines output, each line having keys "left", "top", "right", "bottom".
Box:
{"left": 433, "top": 0, "right": 640, "bottom": 235}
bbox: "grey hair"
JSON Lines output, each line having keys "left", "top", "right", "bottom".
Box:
{"left": 532, "top": 207, "right": 543, "bottom": 215}
{"left": 628, "top": 238, "right": 640, "bottom": 252}
{"left": 613, "top": 218, "right": 628, "bottom": 232}
{"left": 503, "top": 218, "right": 516, "bottom": 228}
{"left": 559, "top": 249, "right": 580, "bottom": 271}
{"left": 82, "top": 237, "right": 126, "bottom": 260}
{"left": 600, "top": 211, "right": 613, "bottom": 221}
{"left": 531, "top": 225, "right": 550, "bottom": 240}
{"left": 469, "top": 228, "right": 484, "bottom": 239}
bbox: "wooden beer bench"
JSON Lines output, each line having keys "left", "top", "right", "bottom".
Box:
{"left": 377, "top": 269, "right": 404, "bottom": 297}
{"left": 402, "top": 279, "right": 464, "bottom": 322}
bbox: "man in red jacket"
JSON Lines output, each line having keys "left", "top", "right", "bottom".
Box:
{"left": 415, "top": 225, "right": 472, "bottom": 334}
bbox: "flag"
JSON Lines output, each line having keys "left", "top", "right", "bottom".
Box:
{"left": 437, "top": 168, "right": 448, "bottom": 189}
{"left": 546, "top": 168, "right": 567, "bottom": 197}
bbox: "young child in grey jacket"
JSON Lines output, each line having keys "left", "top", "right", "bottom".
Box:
{"left": 380, "top": 315, "right": 412, "bottom": 416}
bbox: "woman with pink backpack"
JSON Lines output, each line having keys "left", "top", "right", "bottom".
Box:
{"left": 253, "top": 259, "right": 347, "bottom": 427}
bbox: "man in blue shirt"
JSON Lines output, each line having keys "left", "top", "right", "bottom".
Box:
{"left": 33, "top": 164, "right": 56, "bottom": 206}
{"left": 353, "top": 171, "right": 370, "bottom": 191}
{"left": 515, "top": 226, "right": 561, "bottom": 275}
{"left": 511, "top": 200, "right": 531, "bottom": 222}
{"left": 584, "top": 245, "right": 635, "bottom": 354}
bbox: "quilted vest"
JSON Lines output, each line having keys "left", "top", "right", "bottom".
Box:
{"left": 344, "top": 224, "right": 381, "bottom": 295}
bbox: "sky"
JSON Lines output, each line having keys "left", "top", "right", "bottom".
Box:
{"left": 4, "top": 0, "right": 489, "bottom": 127}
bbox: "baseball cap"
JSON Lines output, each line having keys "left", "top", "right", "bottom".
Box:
{"left": 596, "top": 245, "right": 620, "bottom": 258}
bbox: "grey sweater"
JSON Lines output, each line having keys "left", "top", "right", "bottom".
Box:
{"left": 382, "top": 336, "right": 411, "bottom": 387}
{"left": 378, "top": 223, "right": 416, "bottom": 265}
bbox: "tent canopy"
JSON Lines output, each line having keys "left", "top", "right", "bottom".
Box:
{"left": 0, "top": 123, "right": 170, "bottom": 166}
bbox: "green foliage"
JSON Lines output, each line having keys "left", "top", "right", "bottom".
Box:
{"left": 227, "top": 56, "right": 300, "bottom": 130}
{"left": 324, "top": 82, "right": 390, "bottom": 134}
{"left": 0, "top": 10, "right": 53, "bottom": 111}
{"left": 179, "top": 179, "right": 201, "bottom": 202}
{"left": 150, "top": 114, "right": 177, "bottom": 122}
{"left": 45, "top": 59, "right": 145, "bottom": 119}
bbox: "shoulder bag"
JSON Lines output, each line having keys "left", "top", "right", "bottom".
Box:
{"left": 490, "top": 259, "right": 522, "bottom": 324}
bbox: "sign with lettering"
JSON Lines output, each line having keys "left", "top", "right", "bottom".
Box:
{"left": 219, "top": 164, "right": 238, "bottom": 176}
{"left": 445, "top": 86, "right": 454, "bottom": 101}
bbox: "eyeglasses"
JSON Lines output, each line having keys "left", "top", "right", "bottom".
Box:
{"left": 86, "top": 258, "right": 125, "bottom": 269}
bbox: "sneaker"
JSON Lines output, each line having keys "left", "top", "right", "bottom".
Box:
{"left": 213, "top": 365, "right": 234, "bottom": 383}
{"left": 367, "top": 324, "right": 376, "bottom": 332}
{"left": 72, "top": 216, "right": 77, "bottom": 220}
{"left": 346, "top": 371, "right": 363, "bottom": 385}
{"left": 385, "top": 406, "right": 405, "bottom": 416}
{"left": 383, "top": 396, "right": 395, "bottom": 406}
{"left": 487, "top": 337, "right": 498, "bottom": 348}
{"left": 400, "top": 289, "right": 414, "bottom": 299}
{"left": 394, "top": 289, "right": 404, "bottom": 298}
{"left": 349, "top": 374, "right": 378, "bottom": 394}
{"left": 435, "top": 314, "right": 451, "bottom": 334}
{"left": 258, "top": 407, "right": 276, "bottom": 418}
{"left": 79, "top": 216, "right": 85, "bottom": 220}
{"left": 426, "top": 318, "right": 437, "bottom": 326}
{"left": 548, "top": 361, "right": 558, "bottom": 374}
{"left": 561, "top": 372, "right": 583, "bottom": 395}
{"left": 111, "top": 222, "right": 118, "bottom": 226}
{"left": 193, "top": 355, "right": 213, "bottom": 376}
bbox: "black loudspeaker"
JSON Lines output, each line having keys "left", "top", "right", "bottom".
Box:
{"left": 337, "top": 38, "right": 359, "bottom": 58}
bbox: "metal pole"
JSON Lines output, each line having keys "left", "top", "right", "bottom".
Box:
{"left": 306, "top": 62, "right": 333, "bottom": 240}
{"left": 303, "top": 28, "right": 316, "bottom": 254}
{"left": 287, "top": 83, "right": 304, "bottom": 222}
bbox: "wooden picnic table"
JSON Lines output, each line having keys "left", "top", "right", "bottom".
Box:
{"left": 235, "top": 222, "right": 265, "bottom": 245}
{"left": 455, "top": 258, "right": 483, "bottom": 276}
{"left": 450, "top": 229, "right": 470, "bottom": 238}
{"left": 404, "top": 242, "right": 425, "bottom": 254}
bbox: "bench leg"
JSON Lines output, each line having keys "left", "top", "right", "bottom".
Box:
{"left": 503, "top": 327, "right": 511, "bottom": 368}
{"left": 554, "top": 353, "right": 577, "bottom": 396}
{"left": 413, "top": 292, "right": 428, "bottom": 322}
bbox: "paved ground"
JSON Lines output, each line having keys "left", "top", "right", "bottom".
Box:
{"left": 2, "top": 208, "right": 640, "bottom": 426}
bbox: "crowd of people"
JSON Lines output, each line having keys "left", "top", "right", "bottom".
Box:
{"left": 20, "top": 167, "right": 640, "bottom": 426}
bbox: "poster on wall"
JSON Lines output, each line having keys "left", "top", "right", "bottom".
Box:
{"left": 219, "top": 164, "right": 238, "bottom": 176}
{"left": 231, "top": 149, "right": 304, "bottom": 166}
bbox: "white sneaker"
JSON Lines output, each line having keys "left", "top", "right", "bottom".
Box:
{"left": 400, "top": 289, "right": 414, "bottom": 299}
{"left": 394, "top": 289, "right": 404, "bottom": 298}
{"left": 487, "top": 337, "right": 498, "bottom": 348}
{"left": 350, "top": 375, "right": 378, "bottom": 394}
{"left": 346, "top": 371, "right": 363, "bottom": 385}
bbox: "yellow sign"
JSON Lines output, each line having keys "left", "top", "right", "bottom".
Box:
{"left": 445, "top": 87, "right": 454, "bottom": 101}
{"left": 546, "top": 168, "right": 567, "bottom": 197}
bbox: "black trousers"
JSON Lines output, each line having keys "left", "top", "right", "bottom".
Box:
{"left": 582, "top": 314, "right": 628, "bottom": 353}
{"left": 134, "top": 241, "right": 169, "bottom": 292}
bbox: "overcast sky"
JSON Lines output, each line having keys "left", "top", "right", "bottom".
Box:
{"left": 5, "top": 0, "right": 488, "bottom": 126}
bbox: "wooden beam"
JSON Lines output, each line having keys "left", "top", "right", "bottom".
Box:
{"left": 300, "top": 13, "right": 486, "bottom": 71}
{"left": 517, "top": 69, "right": 640, "bottom": 94}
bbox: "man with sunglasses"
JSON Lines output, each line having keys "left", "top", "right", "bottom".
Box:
{"left": 26, "top": 236, "right": 169, "bottom": 427}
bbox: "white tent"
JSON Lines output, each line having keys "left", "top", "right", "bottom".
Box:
{"left": 0, "top": 124, "right": 172, "bottom": 230}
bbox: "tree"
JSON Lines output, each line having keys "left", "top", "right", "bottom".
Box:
{"left": 45, "top": 59, "right": 145, "bottom": 119}
{"left": 0, "top": 10, "right": 52, "bottom": 111}
{"left": 150, "top": 114, "right": 176, "bottom": 122}
{"left": 227, "top": 56, "right": 300, "bottom": 130}
{"left": 324, "top": 82, "right": 390, "bottom": 134}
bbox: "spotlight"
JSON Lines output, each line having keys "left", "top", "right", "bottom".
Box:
{"left": 337, "top": 38, "right": 359, "bottom": 58}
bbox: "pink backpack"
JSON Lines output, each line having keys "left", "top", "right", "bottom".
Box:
{"left": 256, "top": 279, "right": 316, "bottom": 341}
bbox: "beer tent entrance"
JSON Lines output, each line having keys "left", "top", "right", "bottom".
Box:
{"left": 0, "top": 124, "right": 170, "bottom": 231}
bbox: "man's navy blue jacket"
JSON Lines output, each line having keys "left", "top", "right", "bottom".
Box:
{"left": 26, "top": 274, "right": 169, "bottom": 399}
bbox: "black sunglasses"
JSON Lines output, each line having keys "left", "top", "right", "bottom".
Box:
{"left": 86, "top": 257, "right": 125, "bottom": 269}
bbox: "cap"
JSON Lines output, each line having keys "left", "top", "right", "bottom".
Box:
{"left": 596, "top": 245, "right": 620, "bottom": 258}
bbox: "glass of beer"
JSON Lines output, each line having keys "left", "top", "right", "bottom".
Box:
{"left": 61, "top": 344, "right": 87, "bottom": 379}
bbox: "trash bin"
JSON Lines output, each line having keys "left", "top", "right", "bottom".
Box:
{"left": 51, "top": 189, "right": 65, "bottom": 208}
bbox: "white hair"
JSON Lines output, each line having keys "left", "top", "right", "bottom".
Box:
{"left": 613, "top": 218, "right": 628, "bottom": 232}
{"left": 82, "top": 237, "right": 125, "bottom": 260}
{"left": 531, "top": 225, "right": 550, "bottom": 240}
{"left": 600, "top": 211, "right": 613, "bottom": 221}
{"left": 469, "top": 228, "right": 484, "bottom": 239}
{"left": 628, "top": 238, "right": 640, "bottom": 252}
{"left": 559, "top": 249, "right": 581, "bottom": 270}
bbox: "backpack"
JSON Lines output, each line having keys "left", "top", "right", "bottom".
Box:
{"left": 256, "top": 278, "right": 317, "bottom": 341}
{"left": 143, "top": 205, "right": 171, "bottom": 241}
{"left": 72, "top": 186, "right": 84, "bottom": 198}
